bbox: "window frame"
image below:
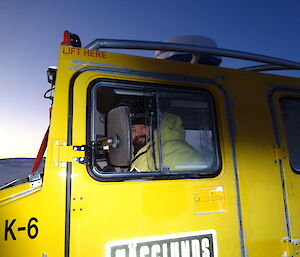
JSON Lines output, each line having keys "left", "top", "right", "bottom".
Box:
{"left": 86, "top": 78, "right": 222, "bottom": 182}
{"left": 279, "top": 96, "right": 300, "bottom": 174}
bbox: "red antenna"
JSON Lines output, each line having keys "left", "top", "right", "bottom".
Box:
{"left": 31, "top": 107, "right": 52, "bottom": 173}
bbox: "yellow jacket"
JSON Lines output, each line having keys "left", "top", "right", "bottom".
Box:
{"left": 131, "top": 113, "right": 206, "bottom": 172}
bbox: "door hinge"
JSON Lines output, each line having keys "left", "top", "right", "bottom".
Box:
{"left": 53, "top": 140, "right": 86, "bottom": 167}
{"left": 282, "top": 238, "right": 300, "bottom": 257}
{"left": 72, "top": 145, "right": 89, "bottom": 164}
{"left": 73, "top": 145, "right": 87, "bottom": 151}
{"left": 28, "top": 173, "right": 42, "bottom": 189}
{"left": 274, "top": 145, "right": 288, "bottom": 163}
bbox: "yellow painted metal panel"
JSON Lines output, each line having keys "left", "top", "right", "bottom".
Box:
{"left": 228, "top": 80, "right": 288, "bottom": 256}
{"left": 0, "top": 166, "right": 67, "bottom": 256}
{"left": 194, "top": 186, "right": 226, "bottom": 214}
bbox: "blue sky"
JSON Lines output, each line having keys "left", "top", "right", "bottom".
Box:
{"left": 1, "top": 0, "right": 300, "bottom": 158}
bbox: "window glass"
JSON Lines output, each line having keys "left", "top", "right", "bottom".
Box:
{"left": 0, "top": 158, "right": 44, "bottom": 189}
{"left": 157, "top": 93, "right": 218, "bottom": 172}
{"left": 280, "top": 97, "right": 300, "bottom": 172}
{"left": 91, "top": 83, "right": 220, "bottom": 177}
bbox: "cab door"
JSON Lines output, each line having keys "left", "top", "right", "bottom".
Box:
{"left": 272, "top": 91, "right": 300, "bottom": 248}
{"left": 67, "top": 56, "right": 244, "bottom": 257}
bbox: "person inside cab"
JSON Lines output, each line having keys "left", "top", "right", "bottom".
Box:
{"left": 130, "top": 112, "right": 207, "bottom": 172}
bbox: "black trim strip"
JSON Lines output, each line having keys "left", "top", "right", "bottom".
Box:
{"left": 279, "top": 160, "right": 292, "bottom": 238}
{"left": 225, "top": 91, "right": 246, "bottom": 257}
{"left": 68, "top": 70, "right": 86, "bottom": 145}
{"left": 64, "top": 162, "right": 72, "bottom": 257}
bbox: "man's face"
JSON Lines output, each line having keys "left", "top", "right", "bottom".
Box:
{"left": 132, "top": 124, "right": 149, "bottom": 154}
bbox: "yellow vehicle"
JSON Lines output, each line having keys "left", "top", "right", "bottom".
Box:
{"left": 1, "top": 31, "right": 300, "bottom": 257}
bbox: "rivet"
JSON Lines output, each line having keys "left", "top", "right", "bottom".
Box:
{"left": 42, "top": 254, "right": 48, "bottom": 257}
{"left": 74, "top": 147, "right": 78, "bottom": 151}
{"left": 54, "top": 162, "right": 59, "bottom": 167}
{"left": 80, "top": 157, "right": 84, "bottom": 162}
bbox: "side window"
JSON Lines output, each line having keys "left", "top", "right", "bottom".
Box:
{"left": 280, "top": 97, "right": 300, "bottom": 172}
{"left": 90, "top": 83, "right": 220, "bottom": 179}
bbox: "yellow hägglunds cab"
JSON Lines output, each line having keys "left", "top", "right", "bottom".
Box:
{"left": 1, "top": 31, "right": 300, "bottom": 257}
